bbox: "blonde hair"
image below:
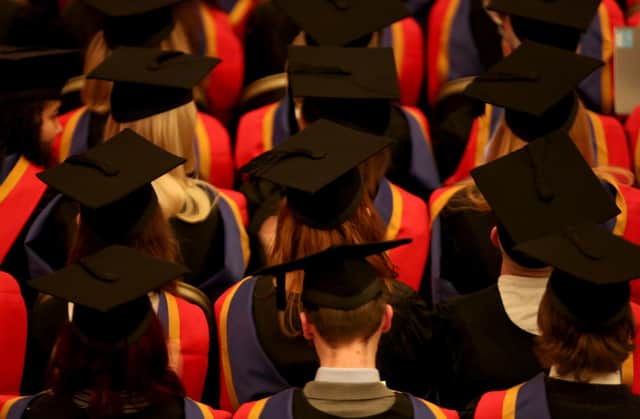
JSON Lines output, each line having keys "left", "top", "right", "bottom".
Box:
{"left": 103, "top": 102, "right": 216, "bottom": 223}
{"left": 268, "top": 195, "right": 396, "bottom": 336}
{"left": 81, "top": 22, "right": 193, "bottom": 114}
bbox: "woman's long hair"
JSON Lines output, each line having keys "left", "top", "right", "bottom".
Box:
{"left": 103, "top": 102, "right": 217, "bottom": 224}
{"left": 47, "top": 318, "right": 185, "bottom": 419}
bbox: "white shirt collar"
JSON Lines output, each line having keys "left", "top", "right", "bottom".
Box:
{"left": 497, "top": 274, "right": 549, "bottom": 336}
{"left": 315, "top": 368, "right": 381, "bottom": 384}
{"left": 549, "top": 366, "right": 622, "bottom": 385}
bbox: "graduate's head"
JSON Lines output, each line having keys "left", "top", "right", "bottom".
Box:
{"left": 81, "top": 0, "right": 194, "bottom": 114}
{"left": 472, "top": 132, "right": 621, "bottom": 273}
{"left": 485, "top": 0, "right": 600, "bottom": 54}
{"left": 35, "top": 247, "right": 187, "bottom": 413}
{"left": 39, "top": 129, "right": 185, "bottom": 261}
{"left": 0, "top": 47, "right": 79, "bottom": 166}
{"left": 242, "top": 120, "right": 396, "bottom": 335}
{"left": 465, "top": 41, "right": 602, "bottom": 164}
{"left": 254, "top": 241, "right": 408, "bottom": 351}
{"left": 516, "top": 225, "right": 640, "bottom": 382}
{"left": 288, "top": 46, "right": 399, "bottom": 197}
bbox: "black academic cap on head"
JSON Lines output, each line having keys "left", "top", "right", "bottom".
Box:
{"left": 37, "top": 129, "right": 185, "bottom": 241}
{"left": 240, "top": 119, "right": 394, "bottom": 230}
{"left": 83, "top": 0, "right": 183, "bottom": 49}
{"left": 288, "top": 46, "right": 400, "bottom": 100}
{"left": 275, "top": 0, "right": 409, "bottom": 46}
{"left": 515, "top": 225, "right": 640, "bottom": 328}
{"left": 87, "top": 47, "right": 220, "bottom": 122}
{"left": 471, "top": 131, "right": 620, "bottom": 259}
{"left": 0, "top": 47, "right": 81, "bottom": 103}
{"left": 253, "top": 239, "right": 411, "bottom": 311}
{"left": 287, "top": 46, "right": 399, "bottom": 134}
{"left": 487, "top": 0, "right": 600, "bottom": 33}
{"left": 30, "top": 245, "right": 189, "bottom": 344}
{"left": 464, "top": 41, "right": 603, "bottom": 117}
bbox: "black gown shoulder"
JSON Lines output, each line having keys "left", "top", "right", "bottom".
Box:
{"left": 171, "top": 206, "right": 225, "bottom": 299}
{"left": 438, "top": 191, "right": 501, "bottom": 295}
{"left": 432, "top": 285, "right": 542, "bottom": 410}
{"left": 21, "top": 296, "right": 68, "bottom": 394}
{"left": 545, "top": 377, "right": 640, "bottom": 419}
{"left": 23, "top": 392, "right": 185, "bottom": 419}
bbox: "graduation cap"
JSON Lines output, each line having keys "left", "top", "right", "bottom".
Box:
{"left": 515, "top": 225, "right": 640, "bottom": 328}
{"left": 83, "top": 0, "right": 183, "bottom": 49}
{"left": 487, "top": 0, "right": 600, "bottom": 33}
{"left": 465, "top": 41, "right": 602, "bottom": 118}
{"left": 0, "top": 47, "right": 81, "bottom": 103}
{"left": 471, "top": 131, "right": 620, "bottom": 267}
{"left": 30, "top": 245, "right": 189, "bottom": 344}
{"left": 253, "top": 239, "right": 411, "bottom": 311}
{"left": 240, "top": 119, "right": 393, "bottom": 229}
{"left": 288, "top": 46, "right": 399, "bottom": 134}
{"left": 87, "top": 47, "right": 220, "bottom": 122}
{"left": 38, "top": 129, "right": 185, "bottom": 241}
{"left": 275, "top": 0, "right": 409, "bottom": 46}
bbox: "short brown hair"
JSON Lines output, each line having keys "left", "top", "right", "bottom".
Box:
{"left": 536, "top": 292, "right": 636, "bottom": 382}
{"left": 303, "top": 292, "right": 388, "bottom": 347}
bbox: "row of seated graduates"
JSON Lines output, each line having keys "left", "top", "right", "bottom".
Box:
{"left": 47, "top": 0, "right": 640, "bottom": 302}
{"left": 2, "top": 0, "right": 640, "bottom": 415}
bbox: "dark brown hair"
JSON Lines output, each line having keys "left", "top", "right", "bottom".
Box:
{"left": 536, "top": 292, "right": 636, "bottom": 382}
{"left": 47, "top": 318, "right": 184, "bottom": 419}
{"left": 303, "top": 292, "right": 389, "bottom": 347}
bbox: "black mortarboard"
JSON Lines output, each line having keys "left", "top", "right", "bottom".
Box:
{"left": 288, "top": 46, "right": 400, "bottom": 100}
{"left": 0, "top": 47, "right": 81, "bottom": 103}
{"left": 275, "top": 0, "right": 409, "bottom": 46}
{"left": 516, "top": 225, "right": 640, "bottom": 328}
{"left": 253, "top": 239, "right": 411, "bottom": 311}
{"left": 288, "top": 46, "right": 399, "bottom": 134}
{"left": 37, "top": 129, "right": 185, "bottom": 241}
{"left": 30, "top": 245, "right": 189, "bottom": 344}
{"left": 83, "top": 0, "right": 183, "bottom": 49}
{"left": 488, "top": 0, "right": 600, "bottom": 32}
{"left": 471, "top": 131, "right": 620, "bottom": 266}
{"left": 465, "top": 41, "right": 602, "bottom": 117}
{"left": 87, "top": 47, "right": 220, "bottom": 122}
{"left": 240, "top": 119, "right": 393, "bottom": 230}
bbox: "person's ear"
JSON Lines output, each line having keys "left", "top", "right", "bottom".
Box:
{"left": 380, "top": 304, "right": 393, "bottom": 334}
{"left": 300, "top": 312, "right": 314, "bottom": 341}
{"left": 490, "top": 226, "right": 500, "bottom": 249}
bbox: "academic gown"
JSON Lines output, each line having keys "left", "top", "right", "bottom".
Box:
{"left": 213, "top": 277, "right": 435, "bottom": 411}
{"left": 430, "top": 286, "right": 543, "bottom": 411}
{"left": 0, "top": 154, "right": 71, "bottom": 307}
{"left": 0, "top": 272, "right": 28, "bottom": 396}
{"left": 0, "top": 393, "right": 229, "bottom": 419}
{"left": 52, "top": 108, "right": 235, "bottom": 190}
{"left": 241, "top": 1, "right": 425, "bottom": 106}
{"left": 234, "top": 389, "right": 458, "bottom": 419}
{"left": 468, "top": 374, "right": 640, "bottom": 419}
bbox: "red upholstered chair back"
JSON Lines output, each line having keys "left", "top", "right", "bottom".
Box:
{"left": 0, "top": 272, "right": 27, "bottom": 395}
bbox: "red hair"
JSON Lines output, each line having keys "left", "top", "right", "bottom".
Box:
{"left": 47, "top": 316, "right": 184, "bottom": 418}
